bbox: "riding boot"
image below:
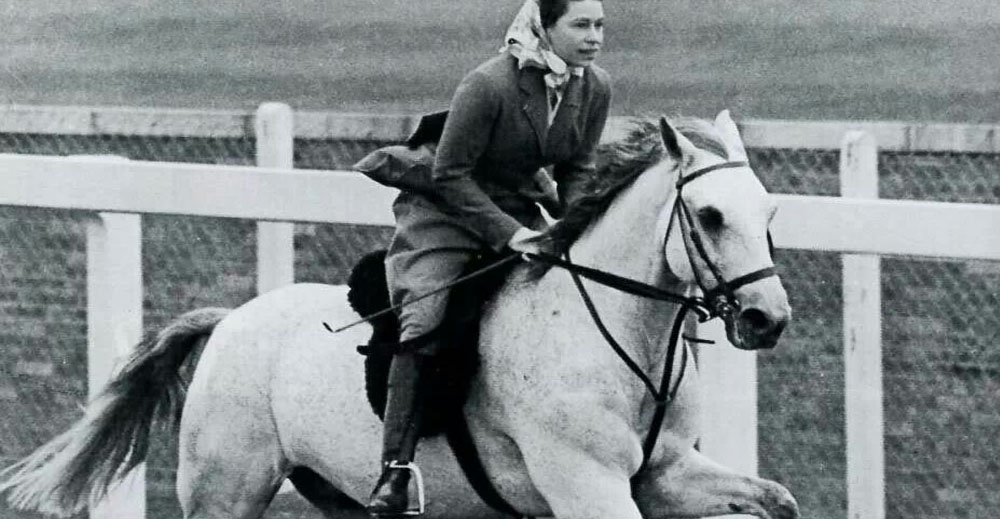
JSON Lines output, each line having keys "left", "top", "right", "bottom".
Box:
{"left": 367, "top": 351, "right": 428, "bottom": 516}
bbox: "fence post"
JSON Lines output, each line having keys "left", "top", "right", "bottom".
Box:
{"left": 86, "top": 210, "right": 144, "bottom": 519}
{"left": 840, "top": 131, "right": 884, "bottom": 519}
{"left": 696, "top": 320, "right": 759, "bottom": 475}
{"left": 255, "top": 102, "right": 295, "bottom": 293}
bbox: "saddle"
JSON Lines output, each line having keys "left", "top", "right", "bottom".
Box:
{"left": 347, "top": 249, "right": 513, "bottom": 437}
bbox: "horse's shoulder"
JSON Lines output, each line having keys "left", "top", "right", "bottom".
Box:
{"left": 479, "top": 264, "right": 554, "bottom": 331}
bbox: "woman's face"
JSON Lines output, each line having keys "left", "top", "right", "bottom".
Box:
{"left": 545, "top": 0, "right": 604, "bottom": 68}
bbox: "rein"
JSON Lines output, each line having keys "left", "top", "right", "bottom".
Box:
{"left": 521, "top": 252, "right": 712, "bottom": 320}
{"left": 333, "top": 159, "right": 780, "bottom": 498}
{"left": 524, "top": 159, "right": 780, "bottom": 477}
{"left": 523, "top": 250, "right": 692, "bottom": 476}
{"left": 561, "top": 250, "right": 691, "bottom": 476}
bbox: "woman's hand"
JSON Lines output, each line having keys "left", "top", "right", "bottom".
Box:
{"left": 507, "top": 227, "right": 547, "bottom": 256}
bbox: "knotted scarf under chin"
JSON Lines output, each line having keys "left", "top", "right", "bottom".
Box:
{"left": 499, "top": 0, "right": 583, "bottom": 90}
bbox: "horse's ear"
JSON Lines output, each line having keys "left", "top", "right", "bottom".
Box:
{"left": 713, "top": 109, "right": 749, "bottom": 161}
{"left": 659, "top": 116, "right": 694, "bottom": 160}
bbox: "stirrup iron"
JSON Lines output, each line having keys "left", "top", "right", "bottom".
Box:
{"left": 389, "top": 461, "right": 425, "bottom": 516}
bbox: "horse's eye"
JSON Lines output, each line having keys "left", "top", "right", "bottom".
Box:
{"left": 697, "top": 206, "right": 724, "bottom": 230}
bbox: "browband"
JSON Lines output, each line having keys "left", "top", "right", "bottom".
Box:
{"left": 676, "top": 160, "right": 749, "bottom": 189}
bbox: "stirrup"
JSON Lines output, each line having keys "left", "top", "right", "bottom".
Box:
{"left": 387, "top": 461, "right": 425, "bottom": 516}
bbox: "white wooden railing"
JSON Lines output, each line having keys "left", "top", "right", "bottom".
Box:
{"left": 1, "top": 104, "right": 999, "bottom": 519}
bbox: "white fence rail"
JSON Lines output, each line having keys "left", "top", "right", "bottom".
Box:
{"left": 1, "top": 104, "right": 998, "bottom": 519}
{"left": 5, "top": 103, "right": 1000, "bottom": 153}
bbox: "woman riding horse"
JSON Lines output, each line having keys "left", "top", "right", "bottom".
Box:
{"left": 0, "top": 115, "right": 799, "bottom": 519}
{"left": 369, "top": 0, "right": 611, "bottom": 514}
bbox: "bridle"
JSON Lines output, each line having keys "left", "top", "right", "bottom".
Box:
{"left": 330, "top": 156, "right": 786, "bottom": 517}
{"left": 669, "top": 160, "right": 778, "bottom": 324}
{"left": 524, "top": 158, "right": 780, "bottom": 478}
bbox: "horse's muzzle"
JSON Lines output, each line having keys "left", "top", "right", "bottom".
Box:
{"left": 726, "top": 306, "right": 790, "bottom": 350}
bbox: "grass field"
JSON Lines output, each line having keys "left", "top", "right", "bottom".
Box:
{"left": 2, "top": 0, "right": 999, "bottom": 122}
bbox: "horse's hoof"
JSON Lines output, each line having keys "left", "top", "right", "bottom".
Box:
{"left": 763, "top": 482, "right": 799, "bottom": 519}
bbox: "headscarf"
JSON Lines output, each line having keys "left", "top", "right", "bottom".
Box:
{"left": 500, "top": 0, "right": 583, "bottom": 91}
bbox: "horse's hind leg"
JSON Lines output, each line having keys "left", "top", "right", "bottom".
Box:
{"left": 176, "top": 393, "right": 288, "bottom": 519}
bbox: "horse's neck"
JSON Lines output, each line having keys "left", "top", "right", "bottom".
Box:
{"left": 568, "top": 162, "right": 687, "bottom": 358}
{"left": 572, "top": 161, "right": 675, "bottom": 283}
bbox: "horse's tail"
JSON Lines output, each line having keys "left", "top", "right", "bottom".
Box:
{"left": 0, "top": 307, "right": 230, "bottom": 517}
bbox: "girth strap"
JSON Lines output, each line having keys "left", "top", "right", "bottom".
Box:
{"left": 446, "top": 414, "right": 524, "bottom": 518}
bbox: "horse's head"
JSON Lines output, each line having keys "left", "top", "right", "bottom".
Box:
{"left": 659, "top": 111, "right": 790, "bottom": 350}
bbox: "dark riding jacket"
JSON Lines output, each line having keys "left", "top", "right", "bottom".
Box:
{"left": 363, "top": 53, "right": 611, "bottom": 338}
{"left": 431, "top": 53, "right": 612, "bottom": 250}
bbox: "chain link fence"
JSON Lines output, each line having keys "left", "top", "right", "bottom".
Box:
{"left": 755, "top": 147, "right": 1000, "bottom": 519}
{"left": 0, "top": 108, "right": 997, "bottom": 519}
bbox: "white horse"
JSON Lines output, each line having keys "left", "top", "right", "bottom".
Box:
{"left": 1, "top": 111, "right": 797, "bottom": 519}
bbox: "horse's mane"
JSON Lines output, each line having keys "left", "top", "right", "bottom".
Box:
{"left": 543, "top": 116, "right": 730, "bottom": 254}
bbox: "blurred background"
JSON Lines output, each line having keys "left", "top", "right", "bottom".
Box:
{"left": 2, "top": 0, "right": 999, "bottom": 121}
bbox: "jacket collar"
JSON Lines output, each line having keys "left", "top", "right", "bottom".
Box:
{"left": 546, "top": 72, "right": 583, "bottom": 155}
{"left": 518, "top": 66, "right": 586, "bottom": 156}
{"left": 518, "top": 67, "right": 549, "bottom": 152}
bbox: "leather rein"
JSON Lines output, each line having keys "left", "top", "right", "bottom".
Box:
{"left": 523, "top": 159, "right": 779, "bottom": 476}
{"left": 328, "top": 161, "right": 781, "bottom": 518}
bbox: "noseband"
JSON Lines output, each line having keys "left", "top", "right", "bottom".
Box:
{"left": 670, "top": 160, "right": 778, "bottom": 321}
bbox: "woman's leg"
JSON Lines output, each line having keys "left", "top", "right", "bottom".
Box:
{"left": 368, "top": 246, "right": 475, "bottom": 515}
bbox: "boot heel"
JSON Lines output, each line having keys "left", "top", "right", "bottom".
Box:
{"left": 368, "top": 462, "right": 426, "bottom": 517}
{"left": 388, "top": 461, "right": 425, "bottom": 516}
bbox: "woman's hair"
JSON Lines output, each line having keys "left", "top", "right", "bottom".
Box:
{"left": 539, "top": 0, "right": 601, "bottom": 29}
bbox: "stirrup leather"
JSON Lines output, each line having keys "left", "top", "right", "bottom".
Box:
{"left": 388, "top": 461, "right": 425, "bottom": 516}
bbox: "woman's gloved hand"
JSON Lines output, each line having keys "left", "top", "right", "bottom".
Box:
{"left": 507, "top": 227, "right": 547, "bottom": 256}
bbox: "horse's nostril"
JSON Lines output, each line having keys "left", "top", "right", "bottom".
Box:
{"left": 772, "top": 317, "right": 787, "bottom": 337}
{"left": 740, "top": 308, "right": 772, "bottom": 333}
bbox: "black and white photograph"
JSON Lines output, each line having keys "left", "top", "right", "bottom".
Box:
{"left": 0, "top": 1, "right": 997, "bottom": 518}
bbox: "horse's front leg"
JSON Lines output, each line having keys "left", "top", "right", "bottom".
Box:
{"left": 513, "top": 408, "right": 644, "bottom": 519}
{"left": 634, "top": 448, "right": 799, "bottom": 519}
